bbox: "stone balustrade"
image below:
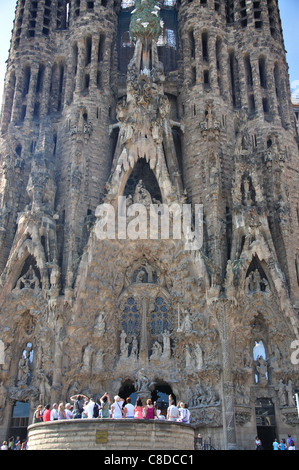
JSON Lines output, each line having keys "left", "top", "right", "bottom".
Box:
{"left": 27, "top": 419, "right": 195, "bottom": 451}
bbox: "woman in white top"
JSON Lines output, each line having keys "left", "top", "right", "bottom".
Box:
{"left": 111, "top": 396, "right": 124, "bottom": 419}
{"left": 125, "top": 397, "right": 135, "bottom": 418}
{"left": 1, "top": 441, "right": 8, "bottom": 450}
{"left": 177, "top": 402, "right": 190, "bottom": 423}
{"left": 65, "top": 403, "right": 73, "bottom": 419}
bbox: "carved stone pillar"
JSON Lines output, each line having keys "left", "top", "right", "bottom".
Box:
{"left": 49, "top": 307, "right": 64, "bottom": 397}
{"left": 139, "top": 295, "right": 149, "bottom": 364}
{"left": 213, "top": 297, "right": 238, "bottom": 450}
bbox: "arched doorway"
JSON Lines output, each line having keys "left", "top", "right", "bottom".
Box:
{"left": 119, "top": 379, "right": 136, "bottom": 404}
{"left": 9, "top": 401, "right": 30, "bottom": 443}
{"left": 118, "top": 379, "right": 176, "bottom": 416}
{"left": 151, "top": 382, "right": 176, "bottom": 417}
{"left": 255, "top": 398, "right": 277, "bottom": 450}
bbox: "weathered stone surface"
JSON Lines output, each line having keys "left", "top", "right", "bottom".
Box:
{"left": 27, "top": 419, "right": 195, "bottom": 451}
{"left": 0, "top": 0, "right": 298, "bottom": 451}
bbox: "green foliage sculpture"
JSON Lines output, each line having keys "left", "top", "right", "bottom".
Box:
{"left": 129, "top": 0, "right": 163, "bottom": 69}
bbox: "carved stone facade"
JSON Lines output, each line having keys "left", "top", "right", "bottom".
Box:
{"left": 0, "top": 0, "right": 298, "bottom": 450}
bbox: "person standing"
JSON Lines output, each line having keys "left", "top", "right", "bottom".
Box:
{"left": 279, "top": 438, "right": 286, "bottom": 450}
{"left": 43, "top": 404, "right": 51, "bottom": 422}
{"left": 134, "top": 397, "right": 143, "bottom": 419}
{"left": 287, "top": 434, "right": 296, "bottom": 450}
{"left": 65, "top": 403, "right": 73, "bottom": 419}
{"left": 167, "top": 399, "right": 180, "bottom": 421}
{"left": 14, "top": 437, "right": 21, "bottom": 450}
{"left": 272, "top": 438, "right": 279, "bottom": 450}
{"left": 111, "top": 396, "right": 123, "bottom": 419}
{"left": 84, "top": 397, "right": 98, "bottom": 419}
{"left": 50, "top": 403, "right": 58, "bottom": 421}
{"left": 33, "top": 405, "right": 43, "bottom": 423}
{"left": 70, "top": 394, "right": 88, "bottom": 419}
{"left": 21, "top": 440, "right": 27, "bottom": 450}
{"left": 177, "top": 402, "right": 190, "bottom": 423}
{"left": 125, "top": 397, "right": 135, "bottom": 418}
{"left": 254, "top": 436, "right": 263, "bottom": 450}
{"left": 144, "top": 399, "right": 156, "bottom": 419}
{"left": 8, "top": 437, "right": 14, "bottom": 450}
{"left": 100, "top": 393, "right": 111, "bottom": 418}
{"left": 58, "top": 403, "right": 66, "bottom": 420}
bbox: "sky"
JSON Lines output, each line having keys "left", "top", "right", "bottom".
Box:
{"left": 0, "top": 0, "right": 298, "bottom": 106}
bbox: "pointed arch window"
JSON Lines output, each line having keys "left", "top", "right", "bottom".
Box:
{"left": 28, "top": 0, "right": 38, "bottom": 38}
{"left": 245, "top": 256, "right": 270, "bottom": 293}
{"left": 229, "top": 50, "right": 241, "bottom": 109}
{"left": 121, "top": 297, "right": 140, "bottom": 335}
{"left": 124, "top": 159, "right": 162, "bottom": 203}
{"left": 253, "top": 340, "right": 266, "bottom": 361}
{"left": 253, "top": 340, "right": 268, "bottom": 384}
{"left": 15, "top": 255, "right": 41, "bottom": 291}
{"left": 226, "top": 0, "right": 234, "bottom": 24}
{"left": 239, "top": 0, "right": 247, "bottom": 27}
{"left": 1, "top": 72, "right": 16, "bottom": 133}
{"left": 18, "top": 342, "right": 34, "bottom": 386}
{"left": 151, "top": 297, "right": 169, "bottom": 336}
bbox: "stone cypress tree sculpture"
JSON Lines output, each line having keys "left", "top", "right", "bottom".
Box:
{"left": 130, "top": 0, "right": 163, "bottom": 70}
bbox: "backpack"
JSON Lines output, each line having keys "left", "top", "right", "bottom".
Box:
{"left": 290, "top": 439, "right": 295, "bottom": 447}
{"left": 93, "top": 403, "right": 99, "bottom": 418}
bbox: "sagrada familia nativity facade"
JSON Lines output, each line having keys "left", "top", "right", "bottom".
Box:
{"left": 0, "top": 0, "right": 298, "bottom": 450}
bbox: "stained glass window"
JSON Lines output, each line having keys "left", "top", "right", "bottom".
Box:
{"left": 151, "top": 297, "right": 169, "bottom": 335}
{"left": 122, "top": 297, "right": 139, "bottom": 335}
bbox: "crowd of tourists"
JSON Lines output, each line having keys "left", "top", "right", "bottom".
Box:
{"left": 0, "top": 394, "right": 189, "bottom": 450}
{"left": 1, "top": 436, "right": 27, "bottom": 450}
{"left": 30, "top": 393, "right": 190, "bottom": 423}
{"left": 255, "top": 435, "right": 296, "bottom": 450}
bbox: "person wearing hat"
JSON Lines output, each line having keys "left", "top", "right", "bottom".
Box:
{"left": 65, "top": 403, "right": 73, "bottom": 419}
{"left": 111, "top": 395, "right": 124, "bottom": 419}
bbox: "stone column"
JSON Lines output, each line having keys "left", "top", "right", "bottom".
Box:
{"left": 139, "top": 295, "right": 149, "bottom": 364}
{"left": 49, "top": 307, "right": 64, "bottom": 396}
{"left": 213, "top": 297, "right": 238, "bottom": 450}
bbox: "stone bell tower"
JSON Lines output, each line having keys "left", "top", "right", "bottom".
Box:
{"left": 0, "top": 0, "right": 298, "bottom": 450}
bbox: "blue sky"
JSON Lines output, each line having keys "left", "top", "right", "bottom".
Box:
{"left": 0, "top": 0, "right": 298, "bottom": 105}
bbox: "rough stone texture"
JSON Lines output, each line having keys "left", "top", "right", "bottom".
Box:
{"left": 27, "top": 419, "right": 195, "bottom": 450}
{"left": 0, "top": 0, "right": 298, "bottom": 451}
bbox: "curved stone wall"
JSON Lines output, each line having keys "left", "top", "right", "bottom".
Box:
{"left": 27, "top": 419, "right": 195, "bottom": 451}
